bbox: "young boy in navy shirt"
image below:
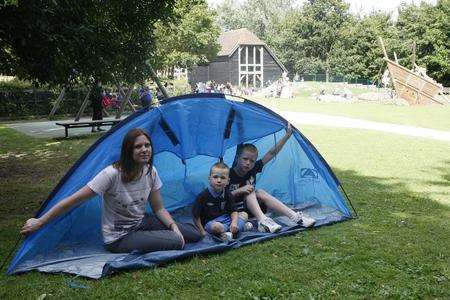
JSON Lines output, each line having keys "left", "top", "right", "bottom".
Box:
{"left": 229, "top": 124, "right": 316, "bottom": 233}
{"left": 192, "top": 162, "right": 251, "bottom": 241}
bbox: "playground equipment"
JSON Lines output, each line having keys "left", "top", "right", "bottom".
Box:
{"left": 379, "top": 37, "right": 444, "bottom": 105}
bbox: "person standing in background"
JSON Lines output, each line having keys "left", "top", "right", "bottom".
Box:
{"left": 91, "top": 80, "right": 104, "bottom": 132}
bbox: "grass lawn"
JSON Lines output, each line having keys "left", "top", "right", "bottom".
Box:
{"left": 0, "top": 122, "right": 449, "bottom": 299}
{"left": 249, "top": 81, "right": 450, "bottom": 132}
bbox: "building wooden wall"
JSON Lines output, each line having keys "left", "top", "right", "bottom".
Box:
{"left": 229, "top": 51, "right": 239, "bottom": 86}
{"left": 262, "top": 49, "right": 283, "bottom": 85}
{"left": 188, "top": 45, "right": 284, "bottom": 87}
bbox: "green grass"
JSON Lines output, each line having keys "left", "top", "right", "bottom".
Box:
{"left": 0, "top": 123, "right": 449, "bottom": 299}
{"left": 249, "top": 81, "right": 450, "bottom": 131}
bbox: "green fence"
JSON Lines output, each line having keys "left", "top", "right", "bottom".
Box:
{"left": 298, "top": 74, "right": 379, "bottom": 86}
{"left": 0, "top": 88, "right": 139, "bottom": 120}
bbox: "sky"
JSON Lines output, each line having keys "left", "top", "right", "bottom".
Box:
{"left": 208, "top": 0, "right": 438, "bottom": 16}
{"left": 345, "top": 0, "right": 437, "bottom": 16}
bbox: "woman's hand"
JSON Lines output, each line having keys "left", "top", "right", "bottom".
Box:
{"left": 171, "top": 224, "right": 185, "bottom": 248}
{"left": 21, "top": 218, "right": 43, "bottom": 235}
{"left": 151, "top": 189, "right": 185, "bottom": 248}
{"left": 19, "top": 186, "right": 95, "bottom": 236}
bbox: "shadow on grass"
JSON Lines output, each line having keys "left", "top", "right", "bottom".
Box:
{"left": 336, "top": 166, "right": 450, "bottom": 218}
{"left": 427, "top": 160, "right": 450, "bottom": 186}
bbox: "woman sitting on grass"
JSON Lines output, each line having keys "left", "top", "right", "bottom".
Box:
{"left": 21, "top": 128, "right": 202, "bottom": 253}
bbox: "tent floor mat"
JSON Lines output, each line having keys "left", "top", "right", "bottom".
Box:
{"left": 12, "top": 204, "right": 350, "bottom": 279}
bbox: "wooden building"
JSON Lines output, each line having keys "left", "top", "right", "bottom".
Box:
{"left": 188, "top": 28, "right": 287, "bottom": 88}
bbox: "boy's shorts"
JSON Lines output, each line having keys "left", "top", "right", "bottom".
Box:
{"left": 205, "top": 215, "right": 246, "bottom": 234}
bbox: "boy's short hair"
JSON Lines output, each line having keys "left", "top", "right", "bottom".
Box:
{"left": 210, "top": 162, "right": 229, "bottom": 175}
{"left": 239, "top": 144, "right": 258, "bottom": 156}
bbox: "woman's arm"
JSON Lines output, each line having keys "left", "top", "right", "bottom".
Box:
{"left": 150, "top": 189, "right": 177, "bottom": 228}
{"left": 194, "top": 217, "right": 207, "bottom": 236}
{"left": 21, "top": 186, "right": 96, "bottom": 235}
{"left": 149, "top": 189, "right": 185, "bottom": 247}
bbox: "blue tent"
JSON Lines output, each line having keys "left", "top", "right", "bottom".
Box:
{"left": 8, "top": 94, "right": 355, "bottom": 278}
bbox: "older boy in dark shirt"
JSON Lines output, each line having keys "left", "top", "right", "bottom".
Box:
{"left": 229, "top": 124, "right": 315, "bottom": 233}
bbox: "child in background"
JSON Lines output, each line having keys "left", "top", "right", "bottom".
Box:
{"left": 192, "top": 162, "right": 252, "bottom": 241}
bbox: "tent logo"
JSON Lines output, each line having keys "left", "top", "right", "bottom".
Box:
{"left": 300, "top": 168, "right": 318, "bottom": 179}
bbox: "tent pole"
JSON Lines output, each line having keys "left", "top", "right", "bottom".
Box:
{"left": 340, "top": 185, "right": 358, "bottom": 218}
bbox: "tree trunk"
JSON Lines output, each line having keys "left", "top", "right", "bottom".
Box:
{"left": 325, "top": 53, "right": 330, "bottom": 83}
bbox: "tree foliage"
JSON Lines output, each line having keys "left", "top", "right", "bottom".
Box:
{"left": 0, "top": 0, "right": 176, "bottom": 86}
{"left": 395, "top": 1, "right": 450, "bottom": 85}
{"left": 329, "top": 13, "right": 396, "bottom": 81}
{"left": 154, "top": 0, "right": 220, "bottom": 70}
{"left": 214, "top": 0, "right": 300, "bottom": 40}
{"left": 276, "top": 0, "right": 350, "bottom": 79}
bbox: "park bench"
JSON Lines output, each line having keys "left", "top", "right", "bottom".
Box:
{"left": 55, "top": 120, "right": 122, "bottom": 138}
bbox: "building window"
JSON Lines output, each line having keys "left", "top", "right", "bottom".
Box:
{"left": 256, "top": 47, "right": 261, "bottom": 64}
{"left": 238, "top": 45, "right": 264, "bottom": 88}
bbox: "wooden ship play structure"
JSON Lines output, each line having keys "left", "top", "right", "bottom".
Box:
{"left": 379, "top": 37, "right": 445, "bottom": 105}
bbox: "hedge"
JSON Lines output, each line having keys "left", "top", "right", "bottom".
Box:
{"left": 0, "top": 87, "right": 94, "bottom": 119}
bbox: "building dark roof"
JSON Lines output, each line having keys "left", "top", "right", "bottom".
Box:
{"left": 217, "top": 28, "right": 287, "bottom": 72}
{"left": 217, "top": 28, "right": 265, "bottom": 56}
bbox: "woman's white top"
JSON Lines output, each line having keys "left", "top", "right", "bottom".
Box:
{"left": 87, "top": 165, "right": 162, "bottom": 244}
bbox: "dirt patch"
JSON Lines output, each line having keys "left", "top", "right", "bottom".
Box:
{"left": 0, "top": 157, "right": 49, "bottom": 181}
{"left": 0, "top": 146, "right": 73, "bottom": 180}
{"left": 357, "top": 92, "right": 410, "bottom": 105}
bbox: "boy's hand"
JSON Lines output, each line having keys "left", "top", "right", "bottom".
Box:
{"left": 238, "top": 185, "right": 254, "bottom": 195}
{"left": 230, "top": 222, "right": 238, "bottom": 234}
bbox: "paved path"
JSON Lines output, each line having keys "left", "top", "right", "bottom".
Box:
{"left": 5, "top": 112, "right": 450, "bottom": 142}
{"left": 278, "top": 111, "right": 450, "bottom": 142}
{"left": 6, "top": 117, "right": 124, "bottom": 139}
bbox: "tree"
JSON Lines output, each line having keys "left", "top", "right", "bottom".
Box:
{"left": 298, "top": 0, "right": 350, "bottom": 81}
{"left": 214, "top": 0, "right": 300, "bottom": 40}
{"left": 153, "top": 0, "right": 220, "bottom": 74}
{"left": 213, "top": 0, "right": 244, "bottom": 32}
{"left": 0, "top": 1, "right": 176, "bottom": 86}
{"left": 329, "top": 12, "right": 397, "bottom": 82}
{"left": 396, "top": 1, "right": 450, "bottom": 86}
{"left": 271, "top": 0, "right": 350, "bottom": 80}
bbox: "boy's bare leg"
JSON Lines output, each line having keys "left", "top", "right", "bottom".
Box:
{"left": 244, "top": 192, "right": 266, "bottom": 221}
{"left": 256, "top": 189, "right": 296, "bottom": 218}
